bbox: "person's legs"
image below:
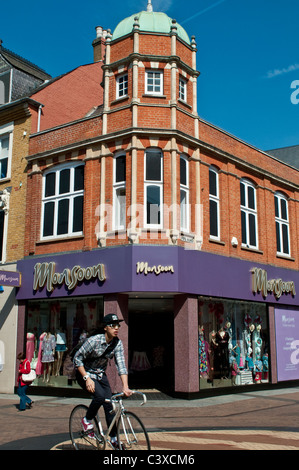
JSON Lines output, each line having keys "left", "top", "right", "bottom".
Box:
{"left": 77, "top": 373, "right": 116, "bottom": 437}
{"left": 17, "top": 383, "right": 31, "bottom": 410}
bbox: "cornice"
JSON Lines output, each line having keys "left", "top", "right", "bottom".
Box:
{"left": 26, "top": 126, "right": 298, "bottom": 191}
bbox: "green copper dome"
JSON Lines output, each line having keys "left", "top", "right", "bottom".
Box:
{"left": 112, "top": 10, "right": 190, "bottom": 45}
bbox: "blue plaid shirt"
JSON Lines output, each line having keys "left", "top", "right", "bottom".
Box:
{"left": 73, "top": 334, "right": 127, "bottom": 380}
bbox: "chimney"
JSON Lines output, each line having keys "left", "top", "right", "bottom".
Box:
{"left": 92, "top": 26, "right": 107, "bottom": 62}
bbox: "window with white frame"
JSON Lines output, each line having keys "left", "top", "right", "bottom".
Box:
{"left": 0, "top": 71, "right": 11, "bottom": 105}
{"left": 113, "top": 154, "right": 126, "bottom": 230}
{"left": 240, "top": 179, "right": 258, "bottom": 249}
{"left": 0, "top": 122, "right": 13, "bottom": 180}
{"left": 209, "top": 166, "right": 220, "bottom": 239}
{"left": 275, "top": 192, "right": 290, "bottom": 256}
{"left": 42, "top": 163, "right": 84, "bottom": 239}
{"left": 180, "top": 156, "right": 189, "bottom": 232}
{"left": 116, "top": 73, "right": 128, "bottom": 99}
{"left": 145, "top": 70, "right": 163, "bottom": 95}
{"left": 144, "top": 149, "right": 163, "bottom": 227}
{"left": 179, "top": 77, "right": 187, "bottom": 102}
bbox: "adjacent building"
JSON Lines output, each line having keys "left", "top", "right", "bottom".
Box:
{"left": 0, "top": 38, "right": 104, "bottom": 392}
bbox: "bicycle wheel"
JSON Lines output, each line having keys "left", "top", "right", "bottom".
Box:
{"left": 69, "top": 404, "right": 105, "bottom": 450}
{"left": 117, "top": 411, "right": 151, "bottom": 450}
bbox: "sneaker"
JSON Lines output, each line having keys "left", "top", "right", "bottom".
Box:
{"left": 81, "top": 417, "right": 94, "bottom": 432}
{"left": 110, "top": 438, "right": 126, "bottom": 450}
{"left": 86, "top": 431, "right": 96, "bottom": 441}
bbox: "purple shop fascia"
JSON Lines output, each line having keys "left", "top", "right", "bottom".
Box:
{"left": 16, "top": 245, "right": 299, "bottom": 389}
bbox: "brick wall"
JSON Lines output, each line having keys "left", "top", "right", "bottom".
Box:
{"left": 24, "top": 27, "right": 299, "bottom": 271}
{"left": 3, "top": 117, "right": 31, "bottom": 262}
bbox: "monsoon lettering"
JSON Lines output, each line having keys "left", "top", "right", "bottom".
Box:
{"left": 251, "top": 267, "right": 296, "bottom": 299}
{"left": 33, "top": 261, "right": 106, "bottom": 292}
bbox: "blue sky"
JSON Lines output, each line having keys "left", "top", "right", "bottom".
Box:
{"left": 1, "top": 0, "right": 299, "bottom": 151}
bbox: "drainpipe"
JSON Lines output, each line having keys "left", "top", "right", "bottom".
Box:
{"left": 37, "top": 104, "right": 43, "bottom": 132}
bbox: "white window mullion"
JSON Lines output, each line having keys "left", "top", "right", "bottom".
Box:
{"left": 240, "top": 179, "right": 258, "bottom": 249}
{"left": 41, "top": 162, "right": 84, "bottom": 240}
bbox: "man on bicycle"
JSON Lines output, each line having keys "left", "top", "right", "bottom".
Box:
{"left": 73, "top": 313, "right": 132, "bottom": 448}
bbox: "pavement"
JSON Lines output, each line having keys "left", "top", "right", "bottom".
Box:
{"left": 1, "top": 386, "right": 299, "bottom": 452}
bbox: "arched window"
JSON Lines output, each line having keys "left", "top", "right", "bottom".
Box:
{"left": 144, "top": 148, "right": 163, "bottom": 227}
{"left": 113, "top": 153, "right": 126, "bottom": 230}
{"left": 41, "top": 162, "right": 84, "bottom": 239}
{"left": 209, "top": 166, "right": 220, "bottom": 239}
{"left": 180, "top": 155, "right": 189, "bottom": 232}
{"left": 275, "top": 192, "right": 290, "bottom": 256}
{"left": 240, "top": 178, "right": 258, "bottom": 249}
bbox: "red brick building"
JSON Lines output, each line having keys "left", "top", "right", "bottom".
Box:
{"left": 16, "top": 3, "right": 299, "bottom": 397}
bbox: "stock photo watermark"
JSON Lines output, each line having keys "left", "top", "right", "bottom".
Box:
{"left": 290, "top": 80, "right": 299, "bottom": 104}
{"left": 94, "top": 202, "right": 203, "bottom": 247}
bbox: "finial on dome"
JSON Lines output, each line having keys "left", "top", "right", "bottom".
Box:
{"left": 147, "top": 0, "right": 153, "bottom": 12}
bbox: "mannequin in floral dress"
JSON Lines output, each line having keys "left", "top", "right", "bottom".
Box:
{"left": 41, "top": 332, "right": 56, "bottom": 383}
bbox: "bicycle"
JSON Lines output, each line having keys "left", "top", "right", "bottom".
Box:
{"left": 69, "top": 390, "right": 151, "bottom": 450}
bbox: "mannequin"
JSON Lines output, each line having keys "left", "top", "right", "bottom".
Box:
{"left": 262, "top": 353, "right": 269, "bottom": 381}
{"left": 41, "top": 332, "right": 56, "bottom": 383}
{"left": 36, "top": 332, "right": 46, "bottom": 376}
{"left": 254, "top": 355, "right": 263, "bottom": 383}
{"left": 55, "top": 329, "right": 67, "bottom": 376}
{"left": 245, "top": 347, "right": 254, "bottom": 372}
{"left": 26, "top": 332, "right": 36, "bottom": 363}
{"left": 231, "top": 358, "right": 240, "bottom": 385}
{"left": 214, "top": 327, "right": 230, "bottom": 378}
{"left": 198, "top": 326, "right": 209, "bottom": 378}
{"left": 209, "top": 330, "right": 217, "bottom": 380}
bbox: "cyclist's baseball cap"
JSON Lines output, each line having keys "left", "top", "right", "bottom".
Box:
{"left": 102, "top": 314, "right": 124, "bottom": 326}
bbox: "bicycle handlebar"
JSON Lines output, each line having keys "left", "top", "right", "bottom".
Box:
{"left": 107, "top": 390, "right": 147, "bottom": 406}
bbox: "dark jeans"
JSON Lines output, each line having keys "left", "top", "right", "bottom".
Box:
{"left": 76, "top": 372, "right": 117, "bottom": 437}
{"left": 17, "top": 382, "right": 32, "bottom": 410}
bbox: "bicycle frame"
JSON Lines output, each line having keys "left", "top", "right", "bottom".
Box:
{"left": 96, "top": 391, "right": 147, "bottom": 449}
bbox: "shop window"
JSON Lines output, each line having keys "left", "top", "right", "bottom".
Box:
{"left": 41, "top": 163, "right": 84, "bottom": 239}
{"left": 180, "top": 155, "right": 189, "bottom": 232}
{"left": 209, "top": 166, "right": 220, "bottom": 240}
{"left": 113, "top": 154, "right": 126, "bottom": 230}
{"left": 198, "top": 297, "right": 268, "bottom": 389}
{"left": 240, "top": 179, "right": 258, "bottom": 249}
{"left": 116, "top": 73, "right": 128, "bottom": 99}
{"left": 26, "top": 297, "right": 103, "bottom": 388}
{"left": 275, "top": 192, "right": 290, "bottom": 256}
{"left": 0, "top": 122, "right": 13, "bottom": 180}
{"left": 144, "top": 149, "right": 163, "bottom": 227}
{"left": 145, "top": 70, "right": 163, "bottom": 95}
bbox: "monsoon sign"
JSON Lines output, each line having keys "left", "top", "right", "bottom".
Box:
{"left": 0, "top": 270, "right": 21, "bottom": 287}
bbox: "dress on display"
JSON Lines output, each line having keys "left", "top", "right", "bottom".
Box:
{"left": 214, "top": 330, "right": 230, "bottom": 378}
{"left": 41, "top": 334, "right": 56, "bottom": 363}
{"left": 55, "top": 330, "right": 67, "bottom": 351}
{"left": 35, "top": 332, "right": 46, "bottom": 375}
{"left": 26, "top": 333, "right": 35, "bottom": 363}
{"left": 198, "top": 332, "right": 210, "bottom": 377}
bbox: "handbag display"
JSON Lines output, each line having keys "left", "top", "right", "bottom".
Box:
{"left": 22, "top": 369, "right": 36, "bottom": 383}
